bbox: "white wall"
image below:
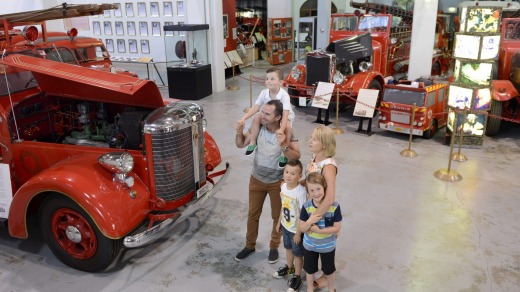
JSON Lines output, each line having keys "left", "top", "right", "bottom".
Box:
{"left": 267, "top": 0, "right": 291, "bottom": 18}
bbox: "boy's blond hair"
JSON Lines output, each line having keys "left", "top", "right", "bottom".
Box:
{"left": 312, "top": 125, "right": 336, "bottom": 157}
{"left": 267, "top": 67, "right": 284, "bottom": 80}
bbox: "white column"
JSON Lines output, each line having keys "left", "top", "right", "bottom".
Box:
{"left": 316, "top": 0, "right": 331, "bottom": 50}
{"left": 205, "top": 0, "right": 225, "bottom": 93}
{"left": 408, "top": 0, "right": 439, "bottom": 80}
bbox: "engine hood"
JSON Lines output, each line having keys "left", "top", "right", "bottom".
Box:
{"left": 0, "top": 54, "right": 164, "bottom": 108}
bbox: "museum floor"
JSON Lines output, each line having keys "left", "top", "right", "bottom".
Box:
{"left": 1, "top": 61, "right": 519, "bottom": 292}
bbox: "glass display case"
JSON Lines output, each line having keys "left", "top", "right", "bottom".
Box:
{"left": 164, "top": 24, "right": 212, "bottom": 99}
{"left": 164, "top": 24, "right": 209, "bottom": 66}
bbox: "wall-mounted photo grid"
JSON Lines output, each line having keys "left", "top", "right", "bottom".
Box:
{"left": 89, "top": 1, "right": 182, "bottom": 58}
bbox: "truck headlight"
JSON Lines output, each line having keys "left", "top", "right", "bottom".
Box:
{"left": 290, "top": 68, "right": 302, "bottom": 80}
{"left": 98, "top": 152, "right": 134, "bottom": 174}
{"left": 359, "top": 62, "right": 373, "bottom": 72}
{"left": 333, "top": 71, "right": 345, "bottom": 84}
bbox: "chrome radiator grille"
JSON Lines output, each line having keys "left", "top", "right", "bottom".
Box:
{"left": 144, "top": 101, "right": 206, "bottom": 202}
{"left": 151, "top": 127, "right": 196, "bottom": 201}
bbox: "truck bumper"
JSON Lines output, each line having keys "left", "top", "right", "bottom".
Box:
{"left": 123, "top": 163, "right": 231, "bottom": 248}
{"left": 379, "top": 123, "right": 423, "bottom": 136}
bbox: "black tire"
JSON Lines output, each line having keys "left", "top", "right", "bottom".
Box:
{"left": 485, "top": 99, "right": 502, "bottom": 136}
{"left": 39, "top": 195, "right": 121, "bottom": 272}
{"left": 288, "top": 87, "right": 303, "bottom": 107}
{"left": 368, "top": 80, "right": 383, "bottom": 114}
{"left": 423, "top": 119, "right": 437, "bottom": 139}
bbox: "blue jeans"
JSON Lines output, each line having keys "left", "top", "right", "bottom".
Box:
{"left": 281, "top": 225, "right": 304, "bottom": 257}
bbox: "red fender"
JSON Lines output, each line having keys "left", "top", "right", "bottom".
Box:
{"left": 492, "top": 80, "right": 519, "bottom": 102}
{"left": 343, "top": 71, "right": 384, "bottom": 96}
{"left": 9, "top": 154, "right": 150, "bottom": 239}
{"left": 204, "top": 131, "right": 222, "bottom": 171}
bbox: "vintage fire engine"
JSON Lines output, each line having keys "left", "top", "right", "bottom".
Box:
{"left": 486, "top": 7, "right": 520, "bottom": 135}
{"left": 378, "top": 80, "right": 449, "bottom": 138}
{"left": 285, "top": 1, "right": 450, "bottom": 106}
{"left": 0, "top": 54, "right": 229, "bottom": 271}
{"left": 0, "top": 4, "right": 134, "bottom": 76}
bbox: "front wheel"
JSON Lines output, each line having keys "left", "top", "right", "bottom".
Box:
{"left": 39, "top": 195, "right": 121, "bottom": 272}
{"left": 368, "top": 80, "right": 383, "bottom": 114}
{"left": 423, "top": 119, "right": 437, "bottom": 139}
{"left": 485, "top": 99, "right": 502, "bottom": 136}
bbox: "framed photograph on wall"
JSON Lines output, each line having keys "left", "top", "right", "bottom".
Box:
{"left": 115, "top": 21, "right": 124, "bottom": 35}
{"left": 125, "top": 3, "right": 134, "bottom": 17}
{"left": 152, "top": 22, "right": 161, "bottom": 36}
{"left": 105, "top": 39, "right": 114, "bottom": 52}
{"left": 139, "top": 21, "right": 148, "bottom": 36}
{"left": 177, "top": 1, "right": 184, "bottom": 16}
{"left": 117, "top": 39, "right": 126, "bottom": 53}
{"left": 223, "top": 14, "right": 229, "bottom": 39}
{"left": 92, "top": 21, "right": 101, "bottom": 35}
{"left": 104, "top": 21, "right": 112, "bottom": 35}
{"left": 114, "top": 3, "right": 122, "bottom": 17}
{"left": 165, "top": 21, "right": 174, "bottom": 36}
{"left": 164, "top": 2, "right": 173, "bottom": 17}
{"left": 127, "top": 21, "right": 136, "bottom": 35}
{"left": 150, "top": 2, "right": 159, "bottom": 17}
{"left": 141, "top": 40, "right": 150, "bottom": 54}
{"left": 129, "top": 39, "right": 138, "bottom": 53}
{"left": 137, "top": 2, "right": 147, "bottom": 17}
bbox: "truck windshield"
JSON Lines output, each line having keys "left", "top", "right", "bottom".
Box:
{"left": 383, "top": 88, "right": 425, "bottom": 106}
{"left": 37, "top": 48, "right": 77, "bottom": 65}
{"left": 0, "top": 69, "right": 38, "bottom": 96}
{"left": 359, "top": 16, "right": 389, "bottom": 33}
{"left": 332, "top": 16, "right": 358, "bottom": 31}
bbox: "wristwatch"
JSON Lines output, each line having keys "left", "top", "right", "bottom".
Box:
{"left": 282, "top": 145, "right": 289, "bottom": 152}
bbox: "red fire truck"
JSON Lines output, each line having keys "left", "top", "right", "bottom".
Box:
{"left": 0, "top": 4, "right": 134, "bottom": 76}
{"left": 285, "top": 1, "right": 450, "bottom": 106}
{"left": 0, "top": 54, "right": 229, "bottom": 271}
{"left": 378, "top": 80, "right": 449, "bottom": 138}
{"left": 487, "top": 14, "right": 520, "bottom": 135}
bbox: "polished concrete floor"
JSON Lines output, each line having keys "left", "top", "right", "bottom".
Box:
{"left": 1, "top": 61, "right": 520, "bottom": 292}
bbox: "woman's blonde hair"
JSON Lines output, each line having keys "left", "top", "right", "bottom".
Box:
{"left": 312, "top": 125, "right": 336, "bottom": 157}
{"left": 305, "top": 172, "right": 328, "bottom": 197}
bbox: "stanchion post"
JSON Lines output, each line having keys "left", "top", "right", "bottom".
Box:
{"left": 227, "top": 61, "right": 240, "bottom": 90}
{"left": 243, "top": 75, "right": 252, "bottom": 113}
{"left": 332, "top": 88, "right": 344, "bottom": 135}
{"left": 400, "top": 103, "right": 417, "bottom": 158}
{"left": 452, "top": 107, "right": 468, "bottom": 162}
{"left": 434, "top": 109, "right": 462, "bottom": 182}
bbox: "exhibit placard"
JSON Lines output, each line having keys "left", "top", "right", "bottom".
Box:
{"left": 353, "top": 89, "right": 379, "bottom": 118}
{"left": 311, "top": 82, "right": 335, "bottom": 109}
{"left": 0, "top": 164, "right": 13, "bottom": 219}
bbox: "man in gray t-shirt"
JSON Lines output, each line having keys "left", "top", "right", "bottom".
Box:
{"left": 234, "top": 100, "right": 301, "bottom": 264}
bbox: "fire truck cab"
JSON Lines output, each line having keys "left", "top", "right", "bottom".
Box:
{"left": 379, "top": 80, "right": 449, "bottom": 139}
{"left": 0, "top": 4, "right": 135, "bottom": 76}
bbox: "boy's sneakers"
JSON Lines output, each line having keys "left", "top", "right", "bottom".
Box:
{"left": 268, "top": 248, "right": 279, "bottom": 264}
{"left": 234, "top": 247, "right": 255, "bottom": 261}
{"left": 273, "top": 265, "right": 295, "bottom": 279}
{"left": 287, "top": 275, "right": 303, "bottom": 292}
{"left": 278, "top": 155, "right": 288, "bottom": 168}
{"left": 245, "top": 144, "right": 257, "bottom": 156}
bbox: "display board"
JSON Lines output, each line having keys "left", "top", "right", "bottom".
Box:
{"left": 448, "top": 6, "right": 502, "bottom": 147}
{"left": 266, "top": 18, "right": 293, "bottom": 65}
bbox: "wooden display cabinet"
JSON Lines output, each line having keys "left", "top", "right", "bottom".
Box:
{"left": 267, "top": 17, "right": 293, "bottom": 65}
